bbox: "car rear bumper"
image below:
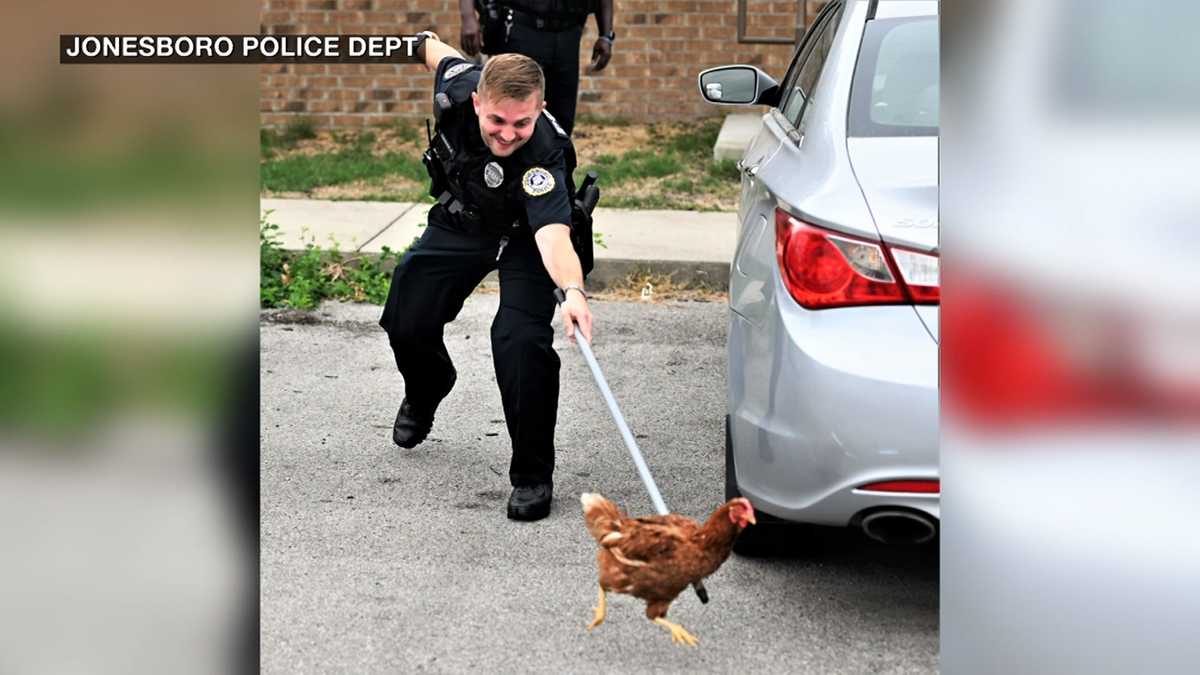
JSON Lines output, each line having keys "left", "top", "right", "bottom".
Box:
{"left": 728, "top": 286, "right": 939, "bottom": 527}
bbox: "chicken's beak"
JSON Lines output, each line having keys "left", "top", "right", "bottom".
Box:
{"left": 746, "top": 511, "right": 757, "bottom": 526}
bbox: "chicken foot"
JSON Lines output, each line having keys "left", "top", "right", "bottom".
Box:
{"left": 653, "top": 617, "right": 699, "bottom": 646}
{"left": 587, "top": 585, "right": 607, "bottom": 631}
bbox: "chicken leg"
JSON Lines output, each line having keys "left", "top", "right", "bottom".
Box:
{"left": 653, "top": 617, "right": 699, "bottom": 646}
{"left": 587, "top": 585, "right": 607, "bottom": 631}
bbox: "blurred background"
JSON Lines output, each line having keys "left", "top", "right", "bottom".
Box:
{"left": 942, "top": 0, "right": 1200, "bottom": 672}
{"left": 0, "top": 1, "right": 259, "bottom": 673}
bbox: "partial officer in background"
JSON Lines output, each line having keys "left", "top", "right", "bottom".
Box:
{"left": 380, "top": 32, "right": 593, "bottom": 522}
{"left": 459, "top": 0, "right": 615, "bottom": 136}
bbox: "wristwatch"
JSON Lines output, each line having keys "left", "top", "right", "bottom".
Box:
{"left": 599, "top": 31, "right": 615, "bottom": 43}
{"left": 552, "top": 284, "right": 587, "bottom": 305}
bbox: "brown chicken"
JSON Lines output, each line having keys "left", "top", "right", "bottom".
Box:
{"left": 580, "top": 492, "right": 756, "bottom": 646}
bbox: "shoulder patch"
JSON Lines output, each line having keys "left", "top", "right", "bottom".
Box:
{"left": 541, "top": 109, "right": 568, "bottom": 137}
{"left": 443, "top": 62, "right": 474, "bottom": 80}
{"left": 522, "top": 167, "right": 555, "bottom": 197}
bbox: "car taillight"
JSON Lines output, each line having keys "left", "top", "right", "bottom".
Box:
{"left": 774, "top": 208, "right": 939, "bottom": 309}
{"left": 858, "top": 480, "right": 941, "bottom": 494}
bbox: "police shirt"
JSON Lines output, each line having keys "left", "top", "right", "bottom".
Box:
{"left": 433, "top": 56, "right": 574, "bottom": 237}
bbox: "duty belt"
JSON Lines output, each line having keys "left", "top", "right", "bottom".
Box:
{"left": 504, "top": 6, "right": 586, "bottom": 32}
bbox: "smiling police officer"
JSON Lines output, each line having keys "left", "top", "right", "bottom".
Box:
{"left": 380, "top": 32, "right": 593, "bottom": 522}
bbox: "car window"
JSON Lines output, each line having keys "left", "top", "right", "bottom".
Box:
{"left": 780, "top": 6, "right": 843, "bottom": 128}
{"left": 774, "top": 46, "right": 807, "bottom": 114}
{"left": 848, "top": 16, "right": 938, "bottom": 136}
{"left": 775, "top": 3, "right": 837, "bottom": 119}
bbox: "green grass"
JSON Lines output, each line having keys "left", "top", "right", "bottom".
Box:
{"left": 650, "top": 119, "right": 722, "bottom": 156}
{"left": 574, "top": 119, "right": 730, "bottom": 192}
{"left": 707, "top": 158, "right": 740, "bottom": 182}
{"left": 577, "top": 149, "right": 682, "bottom": 185}
{"left": 261, "top": 148, "right": 426, "bottom": 193}
{"left": 260, "top": 118, "right": 740, "bottom": 208}
{"left": 261, "top": 117, "right": 319, "bottom": 158}
{"left": 575, "top": 112, "right": 634, "bottom": 127}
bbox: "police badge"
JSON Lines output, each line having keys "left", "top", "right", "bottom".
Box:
{"left": 522, "top": 167, "right": 554, "bottom": 197}
{"left": 484, "top": 161, "right": 504, "bottom": 188}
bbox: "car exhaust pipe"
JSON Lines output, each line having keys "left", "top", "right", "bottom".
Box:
{"left": 860, "top": 510, "right": 937, "bottom": 545}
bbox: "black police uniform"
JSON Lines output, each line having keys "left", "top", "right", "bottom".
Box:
{"left": 478, "top": 0, "right": 594, "bottom": 135}
{"left": 379, "top": 55, "right": 577, "bottom": 491}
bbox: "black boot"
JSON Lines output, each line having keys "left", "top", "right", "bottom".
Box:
{"left": 392, "top": 369, "right": 456, "bottom": 449}
{"left": 507, "top": 483, "right": 552, "bottom": 521}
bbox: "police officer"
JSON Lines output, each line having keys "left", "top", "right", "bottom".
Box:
{"left": 380, "top": 32, "right": 593, "bottom": 522}
{"left": 459, "top": 0, "right": 615, "bottom": 136}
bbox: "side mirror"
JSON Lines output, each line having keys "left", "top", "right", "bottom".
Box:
{"left": 698, "top": 66, "right": 780, "bottom": 107}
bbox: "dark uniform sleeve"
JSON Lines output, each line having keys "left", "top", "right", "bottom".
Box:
{"left": 433, "top": 56, "right": 482, "bottom": 105}
{"left": 521, "top": 146, "right": 573, "bottom": 234}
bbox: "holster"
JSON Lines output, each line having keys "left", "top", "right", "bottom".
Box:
{"left": 571, "top": 171, "right": 600, "bottom": 278}
{"left": 477, "top": 0, "right": 508, "bottom": 53}
{"left": 422, "top": 129, "right": 486, "bottom": 234}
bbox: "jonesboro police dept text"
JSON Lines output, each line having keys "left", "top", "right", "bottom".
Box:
{"left": 64, "top": 35, "right": 421, "bottom": 58}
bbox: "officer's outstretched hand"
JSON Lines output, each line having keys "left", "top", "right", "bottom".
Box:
{"left": 561, "top": 292, "right": 593, "bottom": 344}
{"left": 461, "top": 13, "right": 482, "bottom": 56}
{"left": 588, "top": 38, "right": 612, "bottom": 73}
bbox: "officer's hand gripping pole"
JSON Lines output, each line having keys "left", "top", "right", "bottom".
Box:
{"left": 554, "top": 289, "right": 710, "bottom": 604}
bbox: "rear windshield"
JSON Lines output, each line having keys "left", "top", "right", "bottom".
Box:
{"left": 849, "top": 17, "right": 939, "bottom": 137}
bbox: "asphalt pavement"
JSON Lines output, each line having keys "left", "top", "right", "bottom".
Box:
{"left": 261, "top": 296, "right": 938, "bottom": 674}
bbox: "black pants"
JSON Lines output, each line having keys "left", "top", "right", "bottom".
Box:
{"left": 379, "top": 215, "right": 560, "bottom": 487}
{"left": 493, "top": 22, "right": 583, "bottom": 136}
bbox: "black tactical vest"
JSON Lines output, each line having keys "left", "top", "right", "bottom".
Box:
{"left": 426, "top": 101, "right": 577, "bottom": 237}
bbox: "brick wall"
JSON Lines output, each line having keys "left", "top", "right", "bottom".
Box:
{"left": 260, "top": 0, "right": 827, "bottom": 128}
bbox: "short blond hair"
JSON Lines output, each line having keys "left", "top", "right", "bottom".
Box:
{"left": 479, "top": 53, "right": 545, "bottom": 103}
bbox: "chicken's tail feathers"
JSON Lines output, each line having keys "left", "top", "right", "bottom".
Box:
{"left": 581, "top": 492, "right": 622, "bottom": 542}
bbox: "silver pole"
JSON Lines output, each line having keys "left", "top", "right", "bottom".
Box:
{"left": 571, "top": 331, "right": 669, "bottom": 516}
{"left": 565, "top": 316, "right": 710, "bottom": 603}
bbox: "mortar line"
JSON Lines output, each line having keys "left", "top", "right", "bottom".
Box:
{"left": 355, "top": 202, "right": 420, "bottom": 253}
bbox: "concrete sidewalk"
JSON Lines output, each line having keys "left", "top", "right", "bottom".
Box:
{"left": 261, "top": 198, "right": 738, "bottom": 289}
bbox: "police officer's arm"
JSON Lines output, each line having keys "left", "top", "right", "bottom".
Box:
{"left": 588, "top": 0, "right": 614, "bottom": 73}
{"left": 459, "top": 0, "right": 482, "bottom": 56}
{"left": 534, "top": 225, "right": 593, "bottom": 343}
{"left": 418, "top": 33, "right": 465, "bottom": 72}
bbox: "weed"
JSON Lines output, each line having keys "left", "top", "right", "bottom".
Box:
{"left": 283, "top": 117, "right": 318, "bottom": 143}
{"left": 261, "top": 214, "right": 406, "bottom": 309}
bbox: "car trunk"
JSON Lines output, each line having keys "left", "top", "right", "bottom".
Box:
{"left": 847, "top": 135, "right": 939, "bottom": 341}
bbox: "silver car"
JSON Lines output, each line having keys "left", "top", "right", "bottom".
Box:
{"left": 699, "top": 0, "right": 939, "bottom": 550}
